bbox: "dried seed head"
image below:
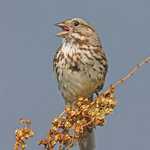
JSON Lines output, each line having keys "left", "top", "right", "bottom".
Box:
{"left": 39, "top": 86, "right": 117, "bottom": 149}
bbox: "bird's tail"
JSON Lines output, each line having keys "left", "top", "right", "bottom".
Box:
{"left": 78, "top": 129, "right": 96, "bottom": 150}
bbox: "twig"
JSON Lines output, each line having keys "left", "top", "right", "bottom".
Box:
{"left": 13, "top": 118, "right": 34, "bottom": 150}
{"left": 112, "top": 56, "right": 150, "bottom": 88}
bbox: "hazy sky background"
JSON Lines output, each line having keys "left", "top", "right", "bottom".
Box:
{"left": 0, "top": 0, "right": 150, "bottom": 149}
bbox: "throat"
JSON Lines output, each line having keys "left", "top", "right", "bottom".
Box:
{"left": 61, "top": 39, "right": 79, "bottom": 56}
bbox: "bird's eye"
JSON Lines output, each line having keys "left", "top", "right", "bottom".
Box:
{"left": 73, "top": 20, "right": 80, "bottom": 26}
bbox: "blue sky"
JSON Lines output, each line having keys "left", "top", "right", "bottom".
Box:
{"left": 0, "top": 0, "right": 150, "bottom": 149}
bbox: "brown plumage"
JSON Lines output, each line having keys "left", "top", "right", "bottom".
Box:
{"left": 53, "top": 18, "right": 108, "bottom": 150}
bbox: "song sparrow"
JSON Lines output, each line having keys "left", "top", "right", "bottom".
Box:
{"left": 53, "top": 18, "right": 108, "bottom": 150}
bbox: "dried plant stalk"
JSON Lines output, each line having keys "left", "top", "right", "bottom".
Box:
{"left": 39, "top": 89, "right": 116, "bottom": 150}
{"left": 13, "top": 56, "right": 150, "bottom": 150}
{"left": 113, "top": 56, "right": 150, "bottom": 87}
{"left": 39, "top": 56, "right": 150, "bottom": 150}
{"left": 13, "top": 118, "right": 34, "bottom": 150}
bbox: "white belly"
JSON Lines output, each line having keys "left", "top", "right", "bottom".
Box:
{"left": 58, "top": 67, "right": 102, "bottom": 103}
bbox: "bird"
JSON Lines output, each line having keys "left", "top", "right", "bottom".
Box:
{"left": 53, "top": 18, "right": 108, "bottom": 150}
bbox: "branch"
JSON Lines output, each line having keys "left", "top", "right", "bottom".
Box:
{"left": 13, "top": 118, "right": 34, "bottom": 150}
{"left": 38, "top": 56, "right": 150, "bottom": 150}
{"left": 13, "top": 56, "right": 150, "bottom": 150}
{"left": 112, "top": 56, "right": 150, "bottom": 88}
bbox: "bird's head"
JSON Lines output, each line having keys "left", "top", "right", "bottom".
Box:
{"left": 55, "top": 18, "right": 98, "bottom": 43}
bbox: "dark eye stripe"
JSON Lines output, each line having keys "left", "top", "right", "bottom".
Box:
{"left": 73, "top": 20, "right": 80, "bottom": 26}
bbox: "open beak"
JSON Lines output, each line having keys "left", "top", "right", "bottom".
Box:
{"left": 55, "top": 22, "right": 70, "bottom": 37}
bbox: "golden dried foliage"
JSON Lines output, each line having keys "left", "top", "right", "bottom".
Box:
{"left": 13, "top": 56, "right": 150, "bottom": 150}
{"left": 13, "top": 118, "right": 34, "bottom": 150}
{"left": 38, "top": 56, "right": 150, "bottom": 150}
{"left": 38, "top": 86, "right": 116, "bottom": 150}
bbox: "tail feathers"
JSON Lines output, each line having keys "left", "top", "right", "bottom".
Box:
{"left": 78, "top": 129, "right": 96, "bottom": 150}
